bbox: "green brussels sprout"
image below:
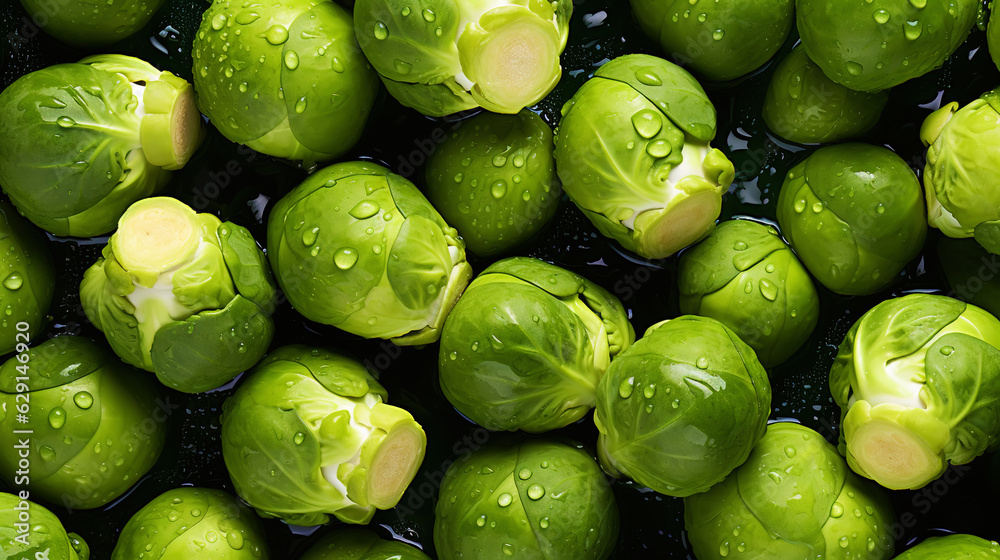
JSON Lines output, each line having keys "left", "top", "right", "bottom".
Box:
{"left": 629, "top": 0, "right": 793, "bottom": 82}
{"left": 684, "top": 422, "right": 896, "bottom": 559}
{"left": 830, "top": 294, "right": 1000, "bottom": 490}
{"left": 554, "top": 54, "right": 736, "bottom": 260}
{"left": 0, "top": 200, "right": 54, "bottom": 356}
{"left": 267, "top": 161, "right": 472, "bottom": 345}
{"left": 17, "top": 0, "right": 166, "bottom": 48}
{"left": 300, "top": 528, "right": 431, "bottom": 560}
{"left": 354, "top": 0, "right": 572, "bottom": 116}
{"left": 679, "top": 219, "right": 820, "bottom": 367}
{"left": 595, "top": 315, "right": 771, "bottom": 497}
{"left": 438, "top": 257, "right": 635, "bottom": 433}
{"left": 192, "top": 0, "right": 378, "bottom": 162}
{"left": 894, "top": 535, "right": 1000, "bottom": 559}
{"left": 0, "top": 492, "right": 90, "bottom": 559}
{"left": 796, "top": 0, "right": 978, "bottom": 92}
{"left": 0, "top": 55, "right": 203, "bottom": 237}
{"left": 921, "top": 88, "right": 1000, "bottom": 251}
{"left": 776, "top": 143, "right": 927, "bottom": 295}
{"left": 112, "top": 487, "right": 269, "bottom": 559}
{"left": 425, "top": 110, "right": 560, "bottom": 257}
{"left": 938, "top": 237, "right": 1000, "bottom": 318}
{"left": 763, "top": 46, "right": 890, "bottom": 144}
{"left": 80, "top": 197, "right": 277, "bottom": 393}
{"left": 221, "top": 345, "right": 427, "bottom": 526}
{"left": 0, "top": 337, "right": 166, "bottom": 509}
{"left": 434, "top": 439, "right": 619, "bottom": 560}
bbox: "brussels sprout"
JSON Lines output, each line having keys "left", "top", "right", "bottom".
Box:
{"left": 0, "top": 492, "right": 89, "bottom": 559}
{"left": 830, "top": 294, "right": 1000, "bottom": 490}
{"left": 221, "top": 345, "right": 427, "bottom": 526}
{"left": 425, "top": 110, "right": 561, "bottom": 257}
{"left": 894, "top": 535, "right": 1000, "bottom": 559}
{"left": 0, "top": 201, "right": 54, "bottom": 356}
{"left": 267, "top": 161, "right": 472, "bottom": 345}
{"left": 679, "top": 220, "right": 820, "bottom": 367}
{"left": 438, "top": 257, "right": 634, "bottom": 432}
{"left": 938, "top": 237, "right": 1000, "bottom": 318}
{"left": 629, "top": 0, "right": 793, "bottom": 82}
{"left": 0, "top": 55, "right": 203, "bottom": 237}
{"left": 796, "top": 0, "right": 978, "bottom": 92}
{"left": 595, "top": 315, "right": 771, "bottom": 497}
{"left": 921, "top": 88, "right": 1000, "bottom": 250}
{"left": 17, "top": 0, "right": 166, "bottom": 48}
{"left": 193, "top": 0, "right": 378, "bottom": 162}
{"left": 354, "top": 0, "right": 572, "bottom": 116}
{"left": 300, "top": 528, "right": 432, "bottom": 560}
{"left": 684, "top": 422, "right": 896, "bottom": 559}
{"left": 434, "top": 439, "right": 619, "bottom": 560}
{"left": 80, "top": 197, "right": 277, "bottom": 393}
{"left": 763, "top": 46, "right": 890, "bottom": 144}
{"left": 776, "top": 143, "right": 927, "bottom": 295}
{"left": 112, "top": 487, "right": 269, "bottom": 559}
{"left": 554, "top": 54, "right": 736, "bottom": 260}
{"left": 0, "top": 337, "right": 166, "bottom": 509}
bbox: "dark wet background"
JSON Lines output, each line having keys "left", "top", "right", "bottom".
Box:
{"left": 1, "top": 0, "right": 999, "bottom": 557}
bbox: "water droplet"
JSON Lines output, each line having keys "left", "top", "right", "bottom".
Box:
{"left": 502, "top": 543, "right": 515, "bottom": 556}
{"left": 903, "top": 20, "right": 922, "bottom": 39}
{"left": 527, "top": 484, "right": 545, "bottom": 500}
{"left": 331, "top": 57, "right": 345, "bottom": 73}
{"left": 839, "top": 536, "right": 850, "bottom": 549}
{"left": 3, "top": 274, "right": 23, "bottom": 290}
{"left": 393, "top": 59, "right": 413, "bottom": 75}
{"left": 712, "top": 29, "right": 725, "bottom": 41}
{"left": 373, "top": 21, "right": 389, "bottom": 40}
{"left": 302, "top": 227, "right": 319, "bottom": 247}
{"left": 476, "top": 515, "right": 486, "bottom": 527}
{"left": 334, "top": 248, "right": 358, "bottom": 270}
{"left": 619, "top": 376, "right": 635, "bottom": 398}
{"left": 401, "top": 6, "right": 411, "bottom": 16}
{"left": 294, "top": 96, "right": 307, "bottom": 113}
{"left": 696, "top": 357, "right": 709, "bottom": 369}
{"left": 521, "top": 190, "right": 531, "bottom": 202}
{"left": 784, "top": 446, "right": 796, "bottom": 458}
{"left": 540, "top": 517, "right": 549, "bottom": 529}
{"left": 480, "top": 466, "right": 493, "bottom": 474}
{"left": 284, "top": 50, "right": 299, "bottom": 69}
{"left": 793, "top": 199, "right": 807, "bottom": 213}
{"left": 643, "top": 384, "right": 656, "bottom": 398}
{"left": 733, "top": 241, "right": 748, "bottom": 251}
{"left": 497, "top": 493, "right": 513, "bottom": 507}
{"left": 518, "top": 468, "right": 532, "bottom": 480}
{"left": 491, "top": 181, "right": 507, "bottom": 199}
{"left": 512, "top": 155, "right": 525, "bottom": 168}
{"left": 719, "top": 542, "right": 730, "bottom": 557}
{"left": 631, "top": 109, "right": 663, "bottom": 139}
{"left": 846, "top": 61, "right": 864, "bottom": 75}
{"left": 74, "top": 392, "right": 94, "bottom": 409}
{"left": 211, "top": 14, "right": 227, "bottom": 30}
{"left": 227, "top": 530, "right": 244, "bottom": 550}
{"left": 940, "top": 346, "right": 954, "bottom": 356}
{"left": 767, "top": 471, "right": 782, "bottom": 484}
{"left": 349, "top": 200, "right": 380, "bottom": 220}
{"left": 671, "top": 399, "right": 680, "bottom": 409}
{"left": 873, "top": 9, "right": 890, "bottom": 23}
{"left": 48, "top": 407, "right": 66, "bottom": 429}
{"left": 191, "top": 508, "right": 202, "bottom": 517}
{"left": 634, "top": 69, "right": 662, "bottom": 86}
{"left": 293, "top": 432, "right": 305, "bottom": 445}
{"left": 56, "top": 116, "right": 76, "bottom": 128}
{"left": 235, "top": 10, "right": 259, "bottom": 24}
{"left": 646, "top": 140, "right": 672, "bottom": 158}
{"left": 811, "top": 202, "right": 824, "bottom": 213}
{"left": 39, "top": 446, "right": 56, "bottom": 461}
{"left": 765, "top": 263, "right": 775, "bottom": 273}
{"left": 264, "top": 24, "right": 288, "bottom": 45}
{"left": 422, "top": 8, "right": 436, "bottom": 21}
{"left": 759, "top": 279, "right": 778, "bottom": 301}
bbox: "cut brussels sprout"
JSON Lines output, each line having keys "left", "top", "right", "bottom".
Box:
{"left": 0, "top": 492, "right": 90, "bottom": 559}
{"left": 776, "top": 143, "right": 927, "bottom": 295}
{"left": 595, "top": 315, "right": 771, "bottom": 497}
{"left": 0, "top": 200, "right": 54, "bottom": 356}
{"left": 354, "top": 0, "right": 572, "bottom": 116}
{"left": 938, "top": 237, "right": 1000, "bottom": 318}
{"left": 438, "top": 257, "right": 635, "bottom": 432}
{"left": 0, "top": 337, "right": 166, "bottom": 509}
{"left": 426, "top": 110, "right": 560, "bottom": 257}
{"left": 434, "top": 439, "right": 619, "bottom": 560}
{"left": 267, "top": 161, "right": 472, "bottom": 345}
{"left": 300, "top": 528, "right": 432, "bottom": 560}
{"left": 193, "top": 0, "right": 378, "bottom": 162}
{"left": 685, "top": 422, "right": 896, "bottom": 559}
{"left": 796, "top": 0, "right": 978, "bottom": 92}
{"left": 0, "top": 55, "right": 203, "bottom": 237}
{"left": 763, "top": 46, "right": 889, "bottom": 144}
{"left": 893, "top": 534, "right": 1000, "bottom": 559}
{"left": 830, "top": 294, "right": 1000, "bottom": 490}
{"left": 921, "top": 88, "right": 1000, "bottom": 251}
{"left": 112, "top": 487, "right": 269, "bottom": 559}
{"left": 555, "top": 54, "right": 735, "bottom": 260}
{"left": 679, "top": 219, "right": 820, "bottom": 367}
{"left": 80, "top": 197, "right": 277, "bottom": 393}
{"left": 17, "top": 0, "right": 166, "bottom": 48}
{"left": 630, "top": 0, "right": 793, "bottom": 81}
{"left": 221, "top": 345, "right": 427, "bottom": 526}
